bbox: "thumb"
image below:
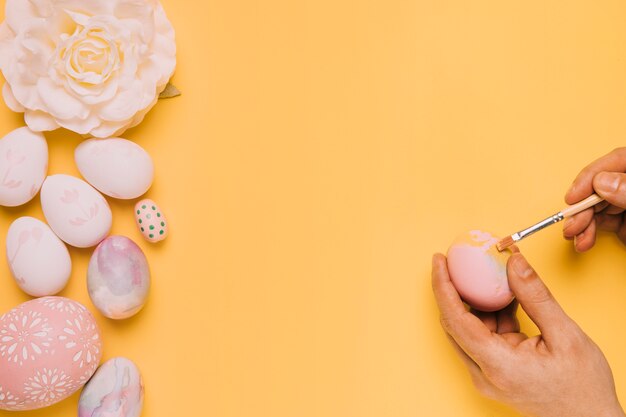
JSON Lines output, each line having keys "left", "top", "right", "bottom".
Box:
{"left": 507, "top": 253, "right": 573, "bottom": 345}
{"left": 593, "top": 172, "right": 626, "bottom": 208}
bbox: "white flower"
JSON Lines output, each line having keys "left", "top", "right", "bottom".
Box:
{"left": 23, "top": 368, "right": 73, "bottom": 405}
{"left": 39, "top": 296, "right": 85, "bottom": 314}
{"left": 0, "top": 385, "right": 23, "bottom": 410}
{"left": 59, "top": 314, "right": 100, "bottom": 369}
{"left": 0, "top": 310, "right": 52, "bottom": 365}
{"left": 0, "top": 0, "right": 176, "bottom": 138}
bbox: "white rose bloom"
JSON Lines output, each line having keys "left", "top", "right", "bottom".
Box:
{"left": 0, "top": 0, "right": 176, "bottom": 138}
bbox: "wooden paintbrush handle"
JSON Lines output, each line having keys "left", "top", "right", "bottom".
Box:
{"left": 561, "top": 194, "right": 604, "bottom": 218}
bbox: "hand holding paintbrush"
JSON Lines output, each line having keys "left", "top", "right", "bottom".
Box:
{"left": 497, "top": 194, "right": 604, "bottom": 251}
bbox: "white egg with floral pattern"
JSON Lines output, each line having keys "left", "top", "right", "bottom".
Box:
{"left": 41, "top": 175, "right": 112, "bottom": 248}
{"left": 6, "top": 217, "right": 71, "bottom": 297}
{"left": 0, "top": 127, "right": 48, "bottom": 207}
{"left": 0, "top": 297, "right": 102, "bottom": 411}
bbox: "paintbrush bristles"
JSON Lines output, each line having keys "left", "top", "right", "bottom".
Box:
{"left": 496, "top": 236, "right": 515, "bottom": 252}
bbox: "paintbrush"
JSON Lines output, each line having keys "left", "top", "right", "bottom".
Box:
{"left": 496, "top": 193, "right": 604, "bottom": 252}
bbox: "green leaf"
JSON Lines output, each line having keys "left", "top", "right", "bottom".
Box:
{"left": 159, "top": 82, "right": 181, "bottom": 99}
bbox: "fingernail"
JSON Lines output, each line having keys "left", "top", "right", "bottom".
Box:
{"left": 595, "top": 172, "right": 620, "bottom": 193}
{"left": 511, "top": 254, "right": 533, "bottom": 279}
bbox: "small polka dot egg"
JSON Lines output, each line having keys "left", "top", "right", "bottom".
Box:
{"left": 134, "top": 199, "right": 168, "bottom": 243}
{"left": 447, "top": 230, "right": 514, "bottom": 312}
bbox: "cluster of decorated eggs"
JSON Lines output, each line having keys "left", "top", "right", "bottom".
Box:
{"left": 0, "top": 126, "right": 167, "bottom": 413}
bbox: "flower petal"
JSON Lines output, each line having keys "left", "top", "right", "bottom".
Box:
{"left": 37, "top": 77, "right": 88, "bottom": 120}
{"left": 2, "top": 83, "right": 25, "bottom": 112}
{"left": 24, "top": 109, "right": 59, "bottom": 131}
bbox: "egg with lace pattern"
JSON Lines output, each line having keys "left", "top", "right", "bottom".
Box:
{"left": 0, "top": 297, "right": 102, "bottom": 411}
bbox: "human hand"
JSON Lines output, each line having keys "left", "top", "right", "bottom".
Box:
{"left": 432, "top": 252, "right": 625, "bottom": 417}
{"left": 564, "top": 148, "right": 626, "bottom": 251}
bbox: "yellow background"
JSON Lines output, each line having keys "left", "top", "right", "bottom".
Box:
{"left": 1, "top": 0, "right": 626, "bottom": 416}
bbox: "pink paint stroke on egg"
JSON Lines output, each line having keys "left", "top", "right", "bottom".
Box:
{"left": 447, "top": 230, "right": 514, "bottom": 312}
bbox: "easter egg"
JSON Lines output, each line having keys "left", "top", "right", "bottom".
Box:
{"left": 0, "top": 297, "right": 102, "bottom": 411}
{"left": 87, "top": 236, "right": 150, "bottom": 320}
{"left": 40, "top": 174, "right": 112, "bottom": 248}
{"left": 78, "top": 357, "right": 144, "bottom": 417}
{"left": 6, "top": 217, "right": 71, "bottom": 297}
{"left": 75, "top": 138, "right": 154, "bottom": 199}
{"left": 447, "top": 230, "right": 514, "bottom": 312}
{"left": 135, "top": 199, "right": 168, "bottom": 243}
{"left": 0, "top": 127, "right": 48, "bottom": 207}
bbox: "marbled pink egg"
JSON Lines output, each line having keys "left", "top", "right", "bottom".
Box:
{"left": 0, "top": 297, "right": 102, "bottom": 411}
{"left": 0, "top": 126, "right": 48, "bottom": 207}
{"left": 78, "top": 357, "right": 144, "bottom": 417}
{"left": 134, "top": 199, "right": 168, "bottom": 243}
{"left": 87, "top": 236, "right": 150, "bottom": 319}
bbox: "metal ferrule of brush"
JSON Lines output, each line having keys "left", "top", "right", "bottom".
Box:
{"left": 512, "top": 212, "right": 565, "bottom": 242}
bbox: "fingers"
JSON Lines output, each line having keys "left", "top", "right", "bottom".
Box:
{"left": 574, "top": 217, "right": 597, "bottom": 252}
{"left": 563, "top": 208, "right": 594, "bottom": 240}
{"left": 432, "top": 254, "right": 506, "bottom": 365}
{"left": 566, "top": 148, "right": 626, "bottom": 205}
{"left": 562, "top": 210, "right": 597, "bottom": 251}
{"left": 470, "top": 309, "right": 497, "bottom": 333}
{"left": 471, "top": 301, "right": 519, "bottom": 335}
{"left": 496, "top": 300, "right": 520, "bottom": 334}
{"left": 506, "top": 253, "right": 573, "bottom": 348}
{"left": 593, "top": 172, "right": 626, "bottom": 209}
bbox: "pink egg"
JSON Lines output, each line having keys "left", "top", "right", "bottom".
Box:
{"left": 0, "top": 297, "right": 102, "bottom": 411}
{"left": 447, "top": 230, "right": 514, "bottom": 312}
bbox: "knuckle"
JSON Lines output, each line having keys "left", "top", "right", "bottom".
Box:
{"left": 526, "top": 282, "right": 553, "bottom": 305}
{"left": 439, "top": 314, "right": 454, "bottom": 334}
{"left": 483, "top": 366, "right": 514, "bottom": 392}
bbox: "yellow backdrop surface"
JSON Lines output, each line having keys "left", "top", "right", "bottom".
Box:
{"left": 1, "top": 0, "right": 626, "bottom": 416}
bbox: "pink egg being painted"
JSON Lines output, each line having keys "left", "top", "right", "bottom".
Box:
{"left": 447, "top": 230, "right": 514, "bottom": 312}
{"left": 0, "top": 297, "right": 102, "bottom": 411}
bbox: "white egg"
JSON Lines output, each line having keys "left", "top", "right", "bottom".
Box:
{"left": 75, "top": 138, "right": 154, "bottom": 199}
{"left": 0, "top": 127, "right": 48, "bottom": 207}
{"left": 6, "top": 217, "right": 71, "bottom": 297}
{"left": 40, "top": 175, "right": 112, "bottom": 248}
